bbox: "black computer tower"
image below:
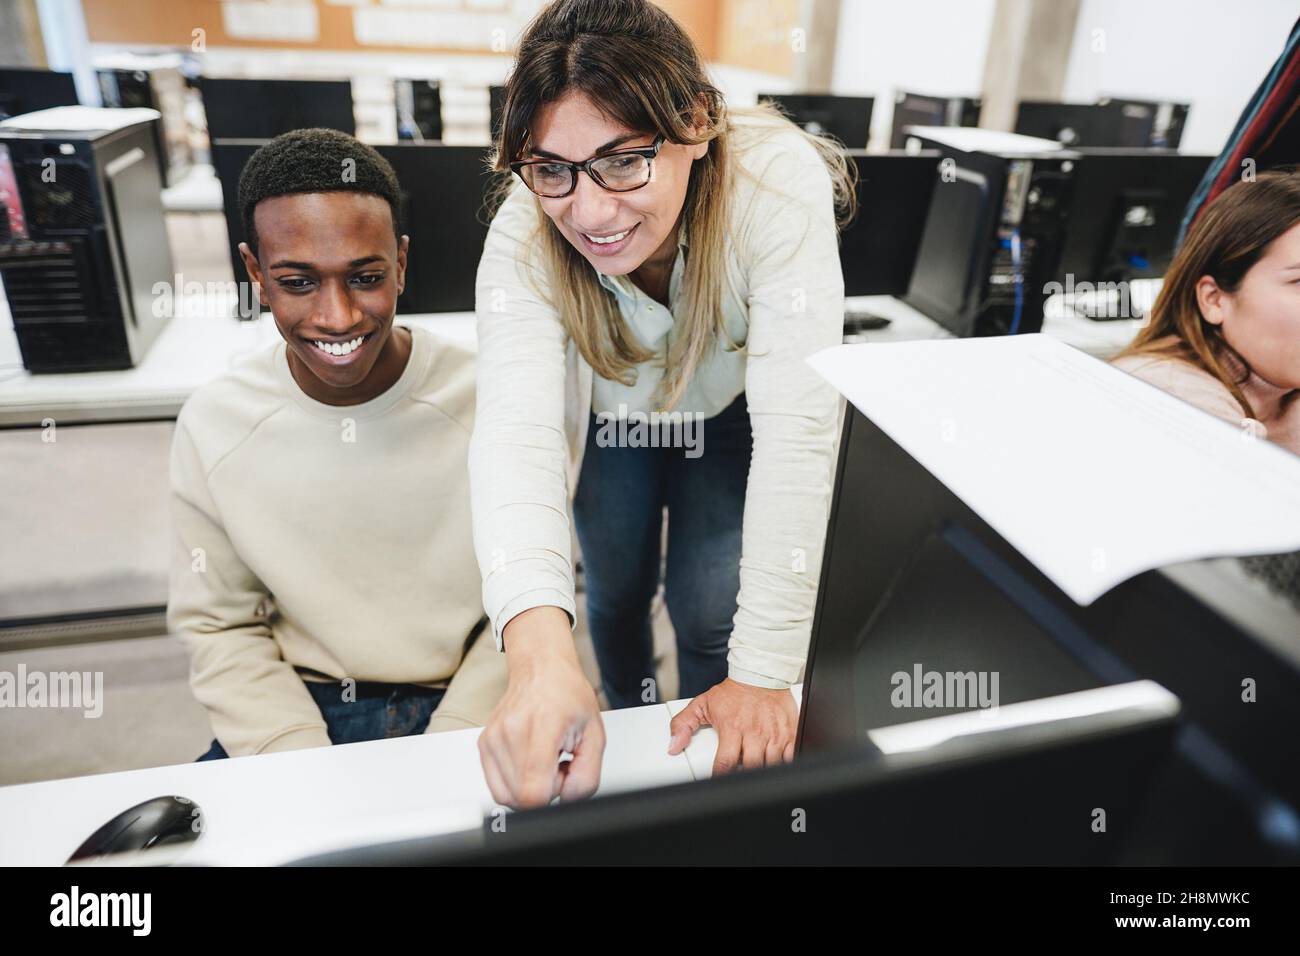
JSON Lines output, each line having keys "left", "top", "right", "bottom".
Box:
{"left": 903, "top": 130, "right": 1076, "bottom": 337}
{"left": 395, "top": 79, "right": 442, "bottom": 141}
{"left": 97, "top": 64, "right": 192, "bottom": 187}
{"left": 0, "top": 108, "right": 174, "bottom": 372}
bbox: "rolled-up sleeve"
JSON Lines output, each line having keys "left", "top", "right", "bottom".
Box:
{"left": 728, "top": 142, "right": 845, "bottom": 688}
{"left": 470, "top": 185, "right": 578, "bottom": 648}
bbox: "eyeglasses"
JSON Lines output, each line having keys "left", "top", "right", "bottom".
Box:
{"left": 510, "top": 135, "right": 666, "bottom": 198}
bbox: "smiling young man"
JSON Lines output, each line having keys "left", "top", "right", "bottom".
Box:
{"left": 168, "top": 128, "right": 506, "bottom": 759}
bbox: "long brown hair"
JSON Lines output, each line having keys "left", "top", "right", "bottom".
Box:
{"left": 489, "top": 0, "right": 856, "bottom": 410}
{"left": 1115, "top": 166, "right": 1300, "bottom": 420}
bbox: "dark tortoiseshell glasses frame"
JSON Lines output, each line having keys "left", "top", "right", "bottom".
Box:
{"left": 509, "top": 134, "right": 667, "bottom": 198}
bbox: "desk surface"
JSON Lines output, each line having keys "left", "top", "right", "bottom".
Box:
{"left": 0, "top": 689, "right": 804, "bottom": 867}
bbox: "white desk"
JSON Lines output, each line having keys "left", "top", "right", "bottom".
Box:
{"left": 0, "top": 292, "right": 1141, "bottom": 428}
{"left": 160, "top": 164, "right": 225, "bottom": 214}
{"left": 0, "top": 688, "right": 809, "bottom": 867}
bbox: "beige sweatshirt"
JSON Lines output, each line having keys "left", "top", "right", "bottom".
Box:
{"left": 1112, "top": 340, "right": 1300, "bottom": 457}
{"left": 167, "top": 325, "right": 507, "bottom": 757}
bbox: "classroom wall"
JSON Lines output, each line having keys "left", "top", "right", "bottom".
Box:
{"left": 1061, "top": 0, "right": 1298, "bottom": 155}
{"left": 80, "top": 0, "right": 542, "bottom": 57}
{"left": 829, "top": 0, "right": 997, "bottom": 149}
{"left": 76, "top": 0, "right": 791, "bottom": 75}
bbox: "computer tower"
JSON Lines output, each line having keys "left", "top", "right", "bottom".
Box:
{"left": 395, "top": 79, "right": 442, "bottom": 142}
{"left": 890, "top": 91, "right": 982, "bottom": 149}
{"left": 97, "top": 63, "right": 192, "bottom": 187}
{"left": 0, "top": 108, "right": 174, "bottom": 372}
{"left": 903, "top": 128, "right": 1076, "bottom": 337}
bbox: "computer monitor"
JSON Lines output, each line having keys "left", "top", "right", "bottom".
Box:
{"left": 889, "top": 90, "right": 981, "bottom": 149}
{"left": 1016, "top": 98, "right": 1189, "bottom": 149}
{"left": 0, "top": 68, "right": 79, "bottom": 120}
{"left": 902, "top": 162, "right": 995, "bottom": 331}
{"left": 489, "top": 84, "right": 506, "bottom": 145}
{"left": 798, "top": 402, "right": 1300, "bottom": 862}
{"left": 288, "top": 681, "right": 1178, "bottom": 865}
{"left": 211, "top": 138, "right": 494, "bottom": 316}
{"left": 758, "top": 93, "right": 874, "bottom": 149}
{"left": 1052, "top": 149, "right": 1213, "bottom": 283}
{"left": 838, "top": 150, "right": 940, "bottom": 296}
{"left": 200, "top": 77, "right": 355, "bottom": 140}
{"left": 1015, "top": 101, "right": 1109, "bottom": 147}
{"left": 1106, "top": 98, "right": 1189, "bottom": 149}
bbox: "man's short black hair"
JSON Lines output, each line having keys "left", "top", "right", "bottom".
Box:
{"left": 238, "top": 128, "right": 403, "bottom": 258}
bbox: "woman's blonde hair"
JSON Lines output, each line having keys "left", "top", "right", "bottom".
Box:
{"left": 489, "top": 0, "right": 856, "bottom": 409}
{"left": 1114, "top": 166, "right": 1300, "bottom": 420}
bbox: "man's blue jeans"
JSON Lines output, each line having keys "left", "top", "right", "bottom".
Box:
{"left": 196, "top": 679, "right": 447, "bottom": 760}
{"left": 573, "top": 393, "right": 751, "bottom": 709}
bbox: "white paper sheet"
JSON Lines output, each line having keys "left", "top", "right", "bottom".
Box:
{"left": 807, "top": 334, "right": 1300, "bottom": 606}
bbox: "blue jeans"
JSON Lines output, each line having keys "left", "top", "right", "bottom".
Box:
{"left": 196, "top": 679, "right": 447, "bottom": 760}
{"left": 573, "top": 393, "right": 751, "bottom": 709}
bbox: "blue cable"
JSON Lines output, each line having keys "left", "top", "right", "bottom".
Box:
{"left": 1008, "top": 229, "right": 1024, "bottom": 335}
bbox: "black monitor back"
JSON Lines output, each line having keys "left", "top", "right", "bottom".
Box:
{"left": 759, "top": 93, "right": 874, "bottom": 149}
{"left": 839, "top": 151, "right": 940, "bottom": 296}
{"left": 890, "top": 91, "right": 982, "bottom": 149}
{"left": 799, "top": 403, "right": 1300, "bottom": 862}
{"left": 0, "top": 68, "right": 79, "bottom": 120}
{"left": 489, "top": 84, "right": 506, "bottom": 144}
{"left": 200, "top": 77, "right": 355, "bottom": 140}
{"left": 902, "top": 158, "right": 996, "bottom": 331}
{"left": 289, "top": 703, "right": 1176, "bottom": 866}
{"left": 211, "top": 138, "right": 494, "bottom": 314}
{"left": 1054, "top": 149, "right": 1213, "bottom": 282}
{"left": 1106, "top": 98, "right": 1189, "bottom": 149}
{"left": 1016, "top": 99, "right": 1188, "bottom": 149}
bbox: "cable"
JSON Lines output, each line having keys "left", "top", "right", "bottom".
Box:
{"left": 1008, "top": 228, "right": 1025, "bottom": 335}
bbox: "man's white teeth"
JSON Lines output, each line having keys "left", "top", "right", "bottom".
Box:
{"left": 313, "top": 335, "right": 366, "bottom": 356}
{"left": 586, "top": 229, "right": 629, "bottom": 244}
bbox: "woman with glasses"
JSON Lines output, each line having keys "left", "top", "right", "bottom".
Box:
{"left": 470, "top": 0, "right": 856, "bottom": 809}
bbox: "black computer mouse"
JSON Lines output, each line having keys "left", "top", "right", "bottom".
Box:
{"left": 67, "top": 795, "right": 203, "bottom": 864}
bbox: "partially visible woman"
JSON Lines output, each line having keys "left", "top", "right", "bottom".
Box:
{"left": 1112, "top": 167, "right": 1300, "bottom": 455}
